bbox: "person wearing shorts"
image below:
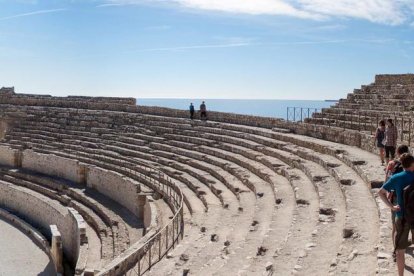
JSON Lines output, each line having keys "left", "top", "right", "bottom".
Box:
{"left": 378, "top": 153, "right": 414, "bottom": 276}
{"left": 384, "top": 119, "right": 398, "bottom": 164}
{"left": 386, "top": 145, "right": 410, "bottom": 246}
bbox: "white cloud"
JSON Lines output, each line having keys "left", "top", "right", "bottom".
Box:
{"left": 0, "top": 8, "right": 66, "bottom": 21}
{"left": 101, "top": 0, "right": 414, "bottom": 25}
{"left": 298, "top": 0, "right": 411, "bottom": 25}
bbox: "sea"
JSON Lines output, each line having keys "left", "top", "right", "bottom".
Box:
{"left": 138, "top": 99, "right": 336, "bottom": 120}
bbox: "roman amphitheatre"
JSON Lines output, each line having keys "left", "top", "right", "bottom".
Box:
{"left": 0, "top": 74, "right": 413, "bottom": 276}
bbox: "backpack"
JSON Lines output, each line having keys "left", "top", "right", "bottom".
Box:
{"left": 393, "top": 160, "right": 403, "bottom": 175}
{"left": 387, "top": 161, "right": 404, "bottom": 204}
{"left": 404, "top": 184, "right": 414, "bottom": 224}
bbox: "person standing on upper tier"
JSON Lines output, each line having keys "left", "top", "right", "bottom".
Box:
{"left": 374, "top": 119, "right": 386, "bottom": 165}
{"left": 385, "top": 119, "right": 398, "bottom": 164}
{"left": 200, "top": 101, "right": 207, "bottom": 121}
{"left": 189, "top": 103, "right": 195, "bottom": 120}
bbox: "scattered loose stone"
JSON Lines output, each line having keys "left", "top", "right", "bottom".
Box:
{"left": 183, "top": 268, "right": 190, "bottom": 276}
{"left": 180, "top": 254, "right": 189, "bottom": 262}
{"left": 257, "top": 246, "right": 267, "bottom": 256}
{"left": 265, "top": 262, "right": 273, "bottom": 271}
{"left": 319, "top": 207, "right": 335, "bottom": 216}
{"left": 298, "top": 250, "right": 307, "bottom": 258}
{"left": 306, "top": 243, "right": 316, "bottom": 249}
{"left": 340, "top": 179, "right": 354, "bottom": 186}
{"left": 211, "top": 234, "right": 219, "bottom": 242}
{"left": 296, "top": 199, "right": 310, "bottom": 205}
{"left": 347, "top": 249, "right": 358, "bottom": 261}
{"left": 275, "top": 198, "right": 282, "bottom": 205}
{"left": 294, "top": 265, "right": 302, "bottom": 271}
{"left": 200, "top": 227, "right": 207, "bottom": 233}
{"left": 377, "top": 252, "right": 391, "bottom": 259}
{"left": 224, "top": 240, "right": 231, "bottom": 247}
{"left": 352, "top": 160, "right": 366, "bottom": 166}
{"left": 238, "top": 207, "right": 244, "bottom": 212}
{"left": 257, "top": 192, "right": 264, "bottom": 198}
{"left": 343, "top": 228, "right": 354, "bottom": 238}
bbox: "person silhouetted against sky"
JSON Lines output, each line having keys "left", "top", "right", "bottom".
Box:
{"left": 200, "top": 101, "right": 207, "bottom": 121}
{"left": 189, "top": 103, "right": 195, "bottom": 120}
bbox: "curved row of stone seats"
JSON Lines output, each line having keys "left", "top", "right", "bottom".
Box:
{"left": 0, "top": 99, "right": 404, "bottom": 274}
{"left": 184, "top": 119, "right": 400, "bottom": 274}
{"left": 4, "top": 116, "right": 248, "bottom": 216}
{"left": 0, "top": 180, "right": 87, "bottom": 274}
{"left": 1, "top": 107, "right": 387, "bottom": 275}
{"left": 0, "top": 145, "right": 170, "bottom": 275}
{"left": 133, "top": 115, "right": 382, "bottom": 274}
{"left": 4, "top": 114, "right": 272, "bottom": 274}
{"left": 0, "top": 108, "right": 294, "bottom": 274}
{"left": 0, "top": 166, "right": 140, "bottom": 260}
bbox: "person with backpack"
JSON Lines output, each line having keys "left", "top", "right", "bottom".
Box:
{"left": 374, "top": 120, "right": 386, "bottom": 165}
{"left": 384, "top": 118, "right": 398, "bottom": 164}
{"left": 385, "top": 145, "right": 410, "bottom": 250}
{"left": 189, "top": 103, "right": 195, "bottom": 120}
{"left": 200, "top": 101, "right": 207, "bottom": 121}
{"left": 378, "top": 153, "right": 414, "bottom": 276}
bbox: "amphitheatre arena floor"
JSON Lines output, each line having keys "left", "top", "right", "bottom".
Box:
{"left": 0, "top": 217, "right": 55, "bottom": 276}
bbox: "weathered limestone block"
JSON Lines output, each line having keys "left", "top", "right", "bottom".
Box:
{"left": 86, "top": 166, "right": 141, "bottom": 217}
{"left": 22, "top": 150, "right": 85, "bottom": 183}
{"left": 50, "top": 225, "right": 64, "bottom": 274}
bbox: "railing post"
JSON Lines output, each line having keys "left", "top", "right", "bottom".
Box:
{"left": 138, "top": 254, "right": 141, "bottom": 275}
{"left": 159, "top": 235, "right": 162, "bottom": 261}
{"left": 172, "top": 217, "right": 175, "bottom": 249}
{"left": 149, "top": 245, "right": 152, "bottom": 271}
{"left": 286, "top": 107, "right": 289, "bottom": 121}
{"left": 166, "top": 225, "right": 168, "bottom": 250}
{"left": 307, "top": 108, "right": 310, "bottom": 120}
{"left": 409, "top": 118, "right": 412, "bottom": 146}
{"left": 300, "top": 108, "right": 303, "bottom": 122}
{"left": 293, "top": 107, "right": 296, "bottom": 122}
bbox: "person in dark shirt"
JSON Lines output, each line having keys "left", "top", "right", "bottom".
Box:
{"left": 189, "top": 103, "right": 195, "bottom": 120}
{"left": 374, "top": 120, "right": 386, "bottom": 165}
{"left": 378, "top": 153, "right": 414, "bottom": 276}
{"left": 200, "top": 101, "right": 207, "bottom": 121}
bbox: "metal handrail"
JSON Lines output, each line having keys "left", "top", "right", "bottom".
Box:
{"left": 44, "top": 147, "right": 185, "bottom": 276}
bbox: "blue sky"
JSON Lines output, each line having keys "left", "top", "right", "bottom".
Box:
{"left": 0, "top": 0, "right": 413, "bottom": 100}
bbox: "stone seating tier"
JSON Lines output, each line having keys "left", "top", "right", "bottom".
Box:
{"left": 0, "top": 105, "right": 390, "bottom": 275}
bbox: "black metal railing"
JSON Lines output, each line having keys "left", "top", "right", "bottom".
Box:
{"left": 286, "top": 107, "right": 320, "bottom": 122}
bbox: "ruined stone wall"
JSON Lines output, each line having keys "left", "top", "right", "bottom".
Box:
{"left": 137, "top": 105, "right": 284, "bottom": 128}
{"left": 86, "top": 166, "right": 141, "bottom": 217}
{"left": 0, "top": 145, "right": 19, "bottom": 167}
{"left": 0, "top": 92, "right": 137, "bottom": 112}
{"left": 22, "top": 150, "right": 84, "bottom": 183}
{"left": 0, "top": 182, "right": 79, "bottom": 265}
{"left": 375, "top": 74, "right": 414, "bottom": 85}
